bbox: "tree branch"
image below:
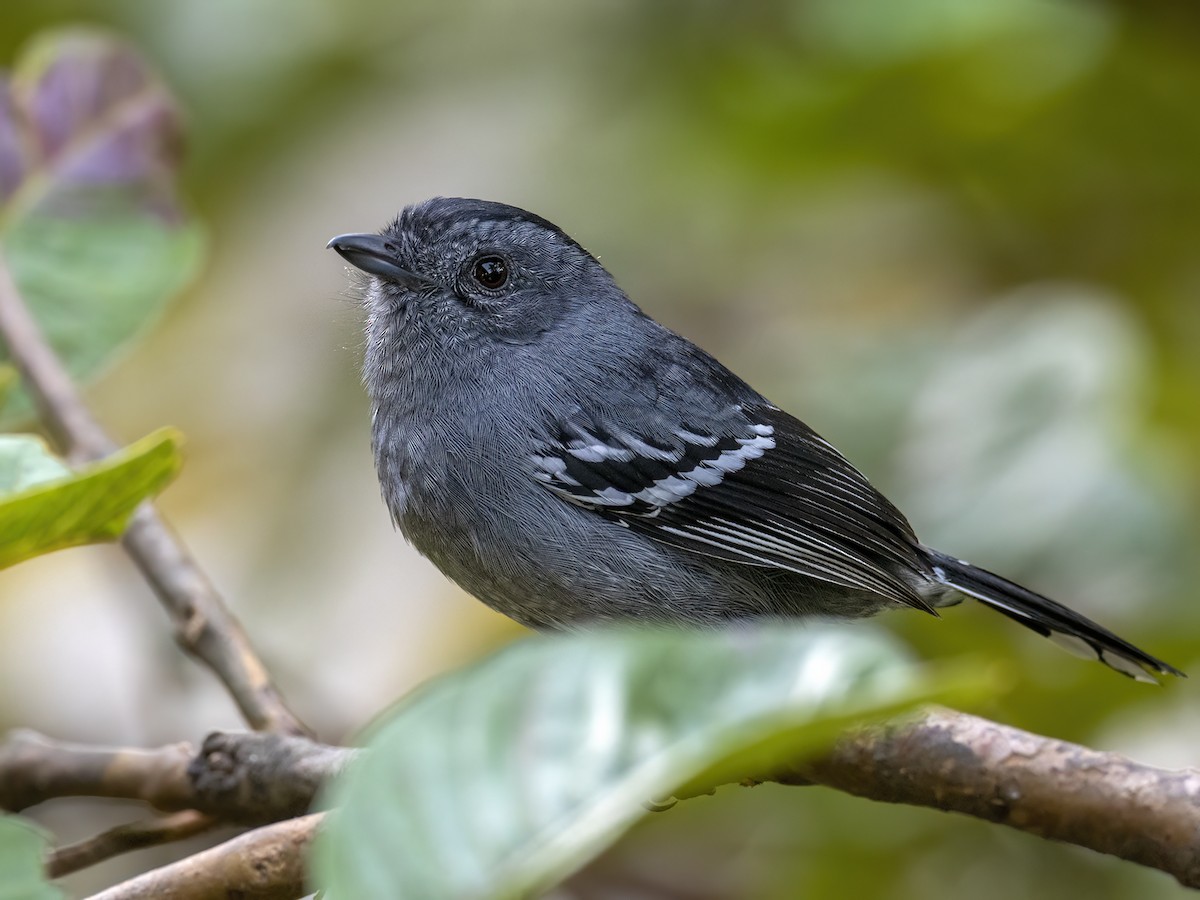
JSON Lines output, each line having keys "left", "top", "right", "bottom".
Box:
{"left": 0, "top": 730, "right": 194, "bottom": 813}
{"left": 86, "top": 814, "right": 323, "bottom": 900}
{"left": 0, "top": 255, "right": 307, "bottom": 736}
{"left": 0, "top": 729, "right": 350, "bottom": 825}
{"left": 5, "top": 709, "right": 1199, "bottom": 890}
{"left": 774, "top": 708, "right": 1200, "bottom": 889}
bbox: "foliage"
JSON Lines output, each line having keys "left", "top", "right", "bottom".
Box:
{"left": 0, "top": 428, "right": 182, "bottom": 569}
{"left": 0, "top": 817, "right": 63, "bottom": 900}
{"left": 0, "top": 29, "right": 203, "bottom": 421}
{"left": 315, "top": 626, "right": 986, "bottom": 898}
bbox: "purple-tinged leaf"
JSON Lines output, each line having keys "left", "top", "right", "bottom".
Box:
{"left": 0, "top": 30, "right": 203, "bottom": 420}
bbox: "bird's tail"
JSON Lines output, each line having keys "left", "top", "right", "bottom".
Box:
{"left": 924, "top": 548, "right": 1183, "bottom": 683}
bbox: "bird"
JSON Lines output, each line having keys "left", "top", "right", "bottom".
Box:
{"left": 328, "top": 197, "right": 1181, "bottom": 683}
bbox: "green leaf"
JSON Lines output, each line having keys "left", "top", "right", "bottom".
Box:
{"left": 315, "top": 626, "right": 992, "bottom": 899}
{"left": 0, "top": 29, "right": 204, "bottom": 420}
{"left": 0, "top": 816, "right": 63, "bottom": 900}
{"left": 0, "top": 427, "right": 182, "bottom": 569}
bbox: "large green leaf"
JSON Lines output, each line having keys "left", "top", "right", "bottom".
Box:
{"left": 0, "top": 427, "right": 182, "bottom": 569}
{"left": 315, "top": 626, "right": 989, "bottom": 899}
{"left": 0, "top": 30, "right": 204, "bottom": 419}
{"left": 0, "top": 816, "right": 63, "bottom": 900}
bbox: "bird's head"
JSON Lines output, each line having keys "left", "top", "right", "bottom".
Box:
{"left": 329, "top": 197, "right": 616, "bottom": 348}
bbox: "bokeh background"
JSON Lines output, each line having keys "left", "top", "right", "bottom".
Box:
{"left": 2, "top": 1, "right": 1199, "bottom": 897}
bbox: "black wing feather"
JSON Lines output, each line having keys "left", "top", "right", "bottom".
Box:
{"left": 530, "top": 404, "right": 935, "bottom": 610}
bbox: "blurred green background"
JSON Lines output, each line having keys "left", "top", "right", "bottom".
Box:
{"left": 2, "top": 1, "right": 1198, "bottom": 897}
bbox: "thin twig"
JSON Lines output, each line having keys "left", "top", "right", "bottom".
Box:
{"left": 87, "top": 814, "right": 323, "bottom": 900}
{"left": 0, "top": 267, "right": 112, "bottom": 460}
{"left": 0, "top": 254, "right": 308, "bottom": 736}
{"left": 46, "top": 810, "right": 217, "bottom": 879}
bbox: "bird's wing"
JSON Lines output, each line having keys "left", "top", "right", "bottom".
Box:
{"left": 530, "top": 403, "right": 935, "bottom": 610}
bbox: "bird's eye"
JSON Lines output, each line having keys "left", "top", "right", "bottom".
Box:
{"left": 472, "top": 255, "right": 509, "bottom": 290}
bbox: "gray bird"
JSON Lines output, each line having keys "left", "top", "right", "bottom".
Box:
{"left": 329, "top": 197, "right": 1181, "bottom": 682}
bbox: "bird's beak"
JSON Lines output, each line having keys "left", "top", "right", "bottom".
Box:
{"left": 326, "top": 233, "right": 429, "bottom": 287}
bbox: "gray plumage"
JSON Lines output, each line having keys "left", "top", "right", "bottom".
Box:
{"left": 328, "top": 197, "right": 1181, "bottom": 683}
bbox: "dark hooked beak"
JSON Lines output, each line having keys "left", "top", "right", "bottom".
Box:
{"left": 326, "top": 233, "right": 429, "bottom": 287}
